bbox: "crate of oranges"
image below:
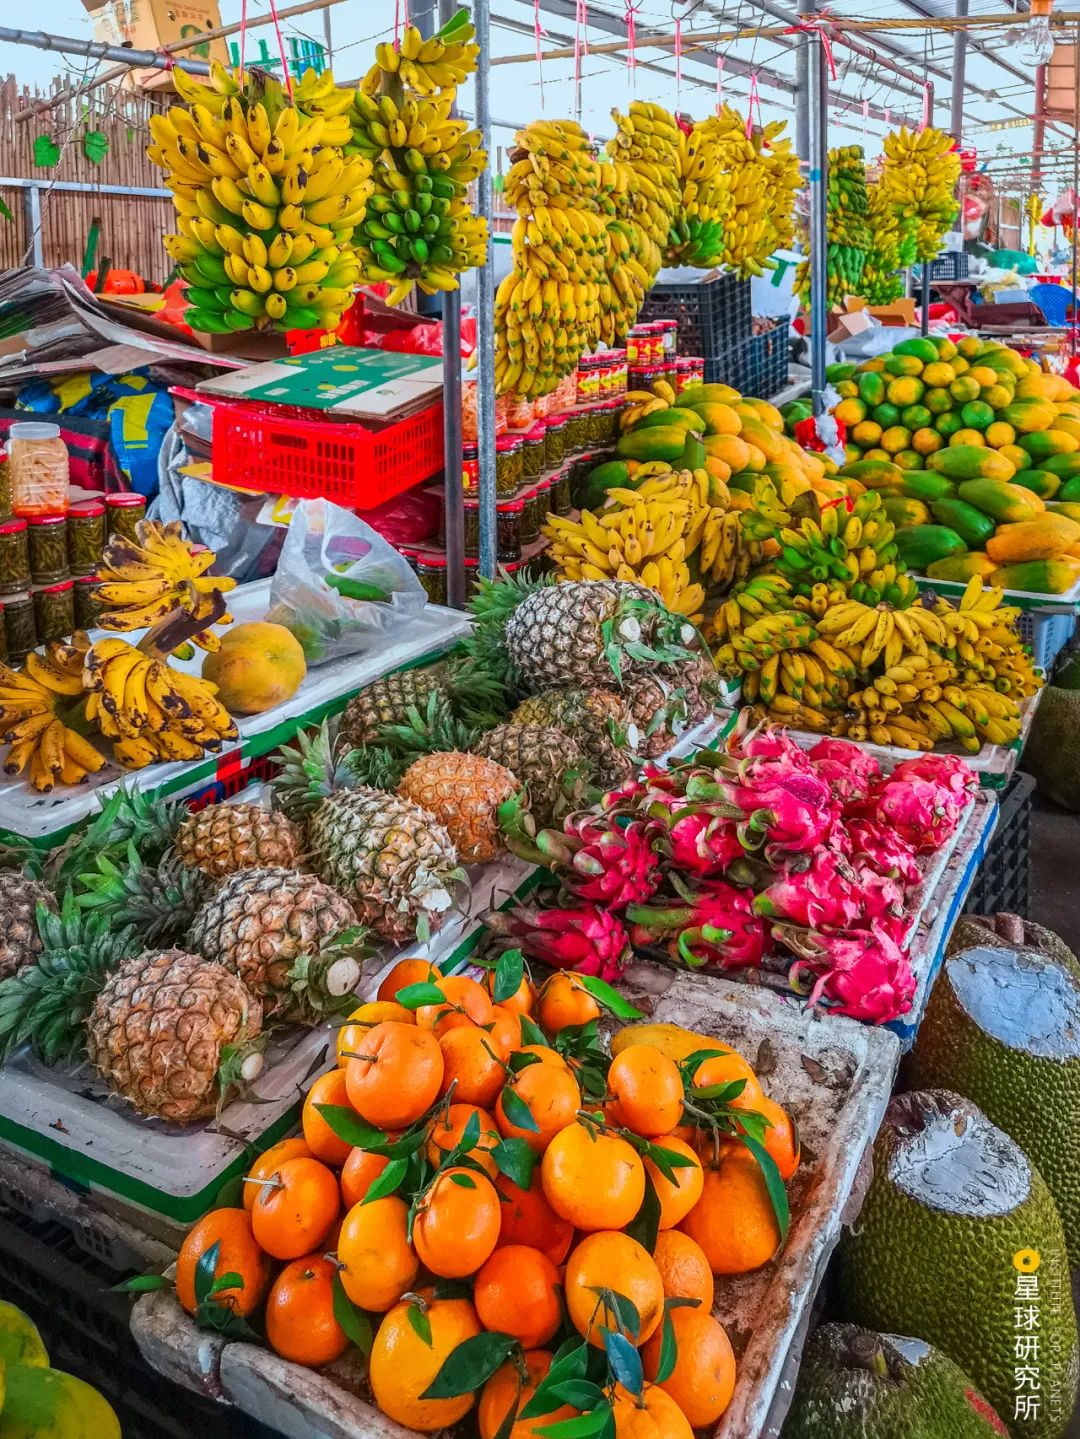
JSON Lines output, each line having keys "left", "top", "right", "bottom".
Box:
{"left": 127, "top": 958, "right": 898, "bottom": 1439}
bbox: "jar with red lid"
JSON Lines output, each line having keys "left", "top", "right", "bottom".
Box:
{"left": 626, "top": 327, "right": 646, "bottom": 366}
{"left": 678, "top": 355, "right": 705, "bottom": 390}
{"left": 9, "top": 422, "right": 69, "bottom": 517}
{"left": 661, "top": 356, "right": 679, "bottom": 387}
{"left": 602, "top": 350, "right": 628, "bottom": 398}
{"left": 33, "top": 579, "right": 74, "bottom": 643}
{"left": 654, "top": 319, "right": 679, "bottom": 357}
{"left": 521, "top": 424, "right": 546, "bottom": 483}
{"left": 543, "top": 417, "right": 568, "bottom": 470}
{"left": 0, "top": 518, "right": 30, "bottom": 597}
{"left": 462, "top": 443, "right": 479, "bottom": 493}
{"left": 106, "top": 492, "right": 146, "bottom": 543}
{"left": 576, "top": 355, "right": 600, "bottom": 405}
{"left": 415, "top": 556, "right": 448, "bottom": 606}
{"left": 593, "top": 401, "right": 622, "bottom": 446}
{"left": 495, "top": 435, "right": 523, "bottom": 495}
{"left": 67, "top": 500, "right": 106, "bottom": 575}
{"left": 27, "top": 514, "right": 69, "bottom": 585}
{"left": 629, "top": 364, "right": 665, "bottom": 395}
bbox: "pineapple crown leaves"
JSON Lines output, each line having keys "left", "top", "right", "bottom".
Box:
{"left": 0, "top": 831, "right": 44, "bottom": 879}
{"left": 458, "top": 568, "right": 555, "bottom": 697}
{"left": 74, "top": 843, "right": 211, "bottom": 948}
{"left": 273, "top": 718, "right": 362, "bottom": 822}
{"left": 600, "top": 599, "right": 698, "bottom": 686}
{"left": 287, "top": 923, "right": 373, "bottom": 1020}
{"left": 49, "top": 786, "right": 188, "bottom": 891}
{"left": 215, "top": 1031, "right": 271, "bottom": 1125}
{"left": 378, "top": 693, "right": 480, "bottom": 761}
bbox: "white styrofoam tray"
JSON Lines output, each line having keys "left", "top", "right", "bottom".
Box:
{"left": 0, "top": 584, "right": 472, "bottom": 841}
{"left": 912, "top": 571, "right": 1080, "bottom": 612}
{"left": 129, "top": 971, "right": 900, "bottom": 1439}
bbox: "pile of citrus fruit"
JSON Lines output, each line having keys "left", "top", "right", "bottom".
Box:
{"left": 171, "top": 952, "right": 799, "bottom": 1435}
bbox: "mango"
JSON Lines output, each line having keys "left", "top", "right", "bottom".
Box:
{"left": 201, "top": 622, "right": 306, "bottom": 715}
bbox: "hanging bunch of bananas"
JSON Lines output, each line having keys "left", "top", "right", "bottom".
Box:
{"left": 596, "top": 157, "right": 657, "bottom": 348}
{"left": 858, "top": 178, "right": 915, "bottom": 305}
{"left": 665, "top": 120, "right": 731, "bottom": 268}
{"left": 82, "top": 639, "right": 239, "bottom": 771}
{"left": 605, "top": 103, "right": 681, "bottom": 280}
{"left": 796, "top": 145, "right": 871, "bottom": 307}
{"left": 0, "top": 640, "right": 107, "bottom": 792}
{"left": 349, "top": 9, "right": 487, "bottom": 302}
{"left": 152, "top": 62, "right": 369, "bottom": 333}
{"left": 879, "top": 126, "right": 961, "bottom": 262}
{"left": 95, "top": 521, "right": 236, "bottom": 653}
{"left": 681, "top": 109, "right": 793, "bottom": 278}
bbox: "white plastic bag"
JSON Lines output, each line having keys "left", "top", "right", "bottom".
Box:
{"left": 268, "top": 498, "right": 426, "bottom": 665}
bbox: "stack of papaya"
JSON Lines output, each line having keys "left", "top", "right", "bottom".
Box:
{"left": 832, "top": 335, "right": 1080, "bottom": 595}
{"left": 0, "top": 1298, "right": 120, "bottom": 1436}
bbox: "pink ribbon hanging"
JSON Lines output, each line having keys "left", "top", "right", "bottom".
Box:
{"left": 535, "top": 0, "right": 547, "bottom": 104}
{"left": 782, "top": 18, "right": 837, "bottom": 80}
{"left": 573, "top": 0, "right": 590, "bottom": 93}
{"left": 625, "top": 1, "right": 642, "bottom": 81}
{"left": 885, "top": 107, "right": 893, "bottom": 127}
{"left": 861, "top": 97, "right": 869, "bottom": 138}
{"left": 267, "top": 0, "right": 293, "bottom": 100}
{"left": 716, "top": 52, "right": 725, "bottom": 113}
{"left": 675, "top": 18, "right": 683, "bottom": 104}
{"left": 745, "top": 71, "right": 761, "bottom": 137}
{"left": 394, "top": 0, "right": 402, "bottom": 51}
{"left": 920, "top": 82, "right": 931, "bottom": 131}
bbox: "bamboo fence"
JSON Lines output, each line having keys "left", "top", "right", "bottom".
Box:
{"left": 0, "top": 74, "right": 173, "bottom": 281}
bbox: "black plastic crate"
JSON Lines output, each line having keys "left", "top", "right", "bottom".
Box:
{"left": 639, "top": 274, "right": 753, "bottom": 359}
{"left": 758, "top": 326, "right": 789, "bottom": 398}
{"left": 914, "top": 251, "right": 969, "bottom": 282}
{"left": 963, "top": 771, "right": 1034, "bottom": 919}
{"left": 704, "top": 334, "right": 761, "bottom": 393}
{"left": 0, "top": 1202, "right": 279, "bottom": 1439}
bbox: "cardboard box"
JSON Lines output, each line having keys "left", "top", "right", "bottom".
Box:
{"left": 81, "top": 0, "right": 229, "bottom": 91}
{"left": 844, "top": 297, "right": 918, "bottom": 326}
{"left": 195, "top": 346, "right": 444, "bottom": 421}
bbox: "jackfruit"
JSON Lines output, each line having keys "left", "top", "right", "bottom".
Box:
{"left": 1024, "top": 684, "right": 1080, "bottom": 812}
{"left": 836, "top": 1090, "right": 1079, "bottom": 1439}
{"left": 784, "top": 1323, "right": 1010, "bottom": 1437}
{"left": 945, "top": 913, "right": 1080, "bottom": 979}
{"left": 908, "top": 944, "right": 1080, "bottom": 1264}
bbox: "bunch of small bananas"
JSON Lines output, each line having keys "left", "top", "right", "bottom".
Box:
{"left": 605, "top": 103, "right": 681, "bottom": 276}
{"left": 83, "top": 639, "right": 238, "bottom": 770}
{"left": 797, "top": 145, "right": 870, "bottom": 307}
{"left": 879, "top": 126, "right": 961, "bottom": 262}
{"left": 596, "top": 159, "right": 657, "bottom": 349}
{"left": 618, "top": 376, "right": 678, "bottom": 431}
{"left": 95, "top": 521, "right": 236, "bottom": 652}
{"left": 858, "top": 179, "right": 914, "bottom": 305}
{"left": 813, "top": 593, "right": 948, "bottom": 670}
{"left": 351, "top": 9, "right": 487, "bottom": 302}
{"left": 0, "top": 641, "right": 107, "bottom": 791}
{"left": 153, "top": 62, "right": 368, "bottom": 333}
{"left": 930, "top": 579, "right": 1043, "bottom": 701}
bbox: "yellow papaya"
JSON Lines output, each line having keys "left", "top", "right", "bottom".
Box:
{"left": 956, "top": 479, "right": 1041, "bottom": 523}
{"left": 986, "top": 514, "right": 1080, "bottom": 564}
{"left": 1048, "top": 501, "right": 1080, "bottom": 524}
{"left": 990, "top": 558, "right": 1080, "bottom": 594}
{"left": 0, "top": 1365, "right": 121, "bottom": 1439}
{"left": 0, "top": 1304, "right": 47, "bottom": 1371}
{"left": 1002, "top": 398, "right": 1058, "bottom": 432}
{"left": 675, "top": 382, "right": 741, "bottom": 408}
{"left": 690, "top": 403, "right": 743, "bottom": 437}
{"left": 929, "top": 446, "right": 1016, "bottom": 483}
{"left": 926, "top": 552, "right": 998, "bottom": 581}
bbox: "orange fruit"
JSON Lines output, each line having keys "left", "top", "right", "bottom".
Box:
{"left": 479, "top": 1350, "right": 578, "bottom": 1439}
{"left": 607, "top": 1045, "right": 684, "bottom": 1138}
{"left": 651, "top": 1230, "right": 714, "bottom": 1311}
{"left": 251, "top": 1156, "right": 341, "bottom": 1261}
{"left": 679, "top": 1149, "right": 782, "bottom": 1274}
{"left": 265, "top": 1254, "right": 350, "bottom": 1367}
{"left": 611, "top": 1382, "right": 694, "bottom": 1439}
{"left": 515, "top": 1043, "right": 572, "bottom": 1070}
{"left": 345, "top": 1021, "right": 444, "bottom": 1128}
{"left": 537, "top": 972, "right": 600, "bottom": 1034}
{"left": 339, "top": 1147, "right": 393, "bottom": 1208}
{"left": 416, "top": 974, "right": 494, "bottom": 1036}
{"left": 176, "top": 1208, "right": 270, "bottom": 1318}
{"left": 369, "top": 1289, "right": 482, "bottom": 1431}
{"left": 644, "top": 1136, "right": 704, "bottom": 1229}
{"left": 474, "top": 1244, "right": 562, "bottom": 1348}
{"left": 438, "top": 1024, "right": 509, "bottom": 1108}
{"left": 413, "top": 1166, "right": 502, "bottom": 1278}
{"left": 642, "top": 1309, "right": 736, "bottom": 1426}
{"left": 302, "top": 1068, "right": 355, "bottom": 1168}
{"left": 337, "top": 1194, "right": 418, "bottom": 1311}
{"left": 377, "top": 957, "right": 439, "bottom": 1002}
{"left": 336, "top": 1001, "right": 414, "bottom": 1066}
{"left": 426, "top": 1103, "right": 502, "bottom": 1178}
{"left": 486, "top": 969, "right": 535, "bottom": 1017}
{"left": 494, "top": 1170, "right": 575, "bottom": 1264}
{"left": 489, "top": 1003, "right": 523, "bottom": 1053}
{"left": 751, "top": 1095, "right": 800, "bottom": 1181}
{"left": 242, "top": 1138, "right": 313, "bottom": 1213}
{"left": 691, "top": 1051, "right": 764, "bottom": 1112}
{"left": 496, "top": 1060, "right": 581, "bottom": 1153}
{"left": 565, "top": 1232, "right": 664, "bottom": 1347}
{"left": 542, "top": 1122, "right": 645, "bottom": 1231}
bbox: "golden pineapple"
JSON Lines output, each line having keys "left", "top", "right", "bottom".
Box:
{"left": 174, "top": 802, "right": 303, "bottom": 880}
{"left": 470, "top": 724, "right": 586, "bottom": 828}
{"left": 509, "top": 688, "right": 638, "bottom": 787}
{"left": 397, "top": 753, "right": 520, "bottom": 865}
{"left": 0, "top": 872, "right": 55, "bottom": 981}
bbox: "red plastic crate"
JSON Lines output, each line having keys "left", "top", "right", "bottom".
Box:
{"left": 210, "top": 397, "right": 445, "bottom": 509}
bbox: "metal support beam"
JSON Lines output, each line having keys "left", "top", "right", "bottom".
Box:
{"left": 474, "top": 0, "right": 498, "bottom": 581}
{"left": 440, "top": 0, "right": 466, "bottom": 609}
{"left": 1033, "top": 63, "right": 1048, "bottom": 187}
{"left": 951, "top": 0, "right": 969, "bottom": 140}
{"left": 22, "top": 186, "right": 43, "bottom": 268}
{"left": 795, "top": 33, "right": 809, "bottom": 159}
{"left": 0, "top": 23, "right": 210, "bottom": 75}
{"left": 807, "top": 17, "right": 829, "bottom": 417}
{"left": 921, "top": 83, "right": 934, "bottom": 337}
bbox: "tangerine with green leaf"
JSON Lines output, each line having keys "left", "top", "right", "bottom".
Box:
{"left": 478, "top": 1349, "right": 579, "bottom": 1439}
{"left": 339, "top": 1146, "right": 393, "bottom": 1208}
{"left": 413, "top": 1165, "right": 502, "bottom": 1278}
{"left": 611, "top": 1382, "right": 695, "bottom": 1439}
{"left": 302, "top": 1068, "right": 356, "bottom": 1168}
{"left": 641, "top": 1309, "right": 737, "bottom": 1427}
{"left": 265, "top": 1254, "right": 350, "bottom": 1367}
{"left": 495, "top": 1056, "right": 581, "bottom": 1153}
{"left": 426, "top": 1102, "right": 502, "bottom": 1178}
{"left": 679, "top": 1147, "right": 782, "bottom": 1274}
{"left": 644, "top": 1136, "right": 704, "bottom": 1229}
{"left": 437, "top": 1023, "right": 509, "bottom": 1108}
{"left": 369, "top": 1289, "right": 483, "bottom": 1431}
{"left": 416, "top": 974, "right": 494, "bottom": 1036}
{"left": 564, "top": 1231, "right": 664, "bottom": 1347}
{"left": 336, "top": 1193, "right": 418, "bottom": 1312}
{"left": 537, "top": 972, "right": 601, "bottom": 1034}
{"left": 542, "top": 1121, "right": 646, "bottom": 1231}
{"left": 175, "top": 1207, "right": 270, "bottom": 1319}
{"left": 474, "top": 1244, "right": 562, "bottom": 1348}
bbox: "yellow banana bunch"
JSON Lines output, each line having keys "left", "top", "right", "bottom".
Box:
{"left": 95, "top": 521, "right": 236, "bottom": 653}
{"left": 0, "top": 641, "right": 108, "bottom": 791}
{"left": 879, "top": 126, "right": 960, "bottom": 262}
{"left": 368, "top": 10, "right": 480, "bottom": 96}
{"left": 151, "top": 66, "right": 369, "bottom": 333}
{"left": 82, "top": 639, "right": 238, "bottom": 769}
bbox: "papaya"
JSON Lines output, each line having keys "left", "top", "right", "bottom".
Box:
{"left": 894, "top": 526, "right": 968, "bottom": 571}
{"left": 882, "top": 496, "right": 931, "bottom": 527}
{"left": 675, "top": 383, "right": 741, "bottom": 409}
{"left": 738, "top": 418, "right": 787, "bottom": 462}
{"left": 826, "top": 362, "right": 856, "bottom": 383}
{"left": 838, "top": 458, "right": 905, "bottom": 490}
{"left": 884, "top": 354, "right": 925, "bottom": 378}
{"left": 928, "top": 446, "right": 1017, "bottom": 483}
{"left": 0, "top": 1364, "right": 121, "bottom": 1439}
{"left": 930, "top": 498, "right": 997, "bottom": 548}
{"left": 610, "top": 1021, "right": 745, "bottom": 1064}
{"left": 635, "top": 406, "right": 704, "bottom": 432}
{"left": 956, "top": 478, "right": 1042, "bottom": 523}
{"left": 1048, "top": 501, "right": 1080, "bottom": 524}
{"left": 1041, "top": 454, "right": 1080, "bottom": 480}
{"left": 986, "top": 513, "right": 1080, "bottom": 564}
{"left": 1016, "top": 429, "right": 1080, "bottom": 462}
{"left": 1002, "top": 398, "right": 1057, "bottom": 432}
{"left": 857, "top": 371, "right": 886, "bottom": 407}
{"left": 898, "top": 472, "right": 957, "bottom": 503}
{"left": 1051, "top": 415, "right": 1080, "bottom": 444}
{"left": 690, "top": 403, "right": 742, "bottom": 437}
{"left": 740, "top": 397, "right": 784, "bottom": 431}
{"left": 617, "top": 427, "right": 692, "bottom": 464}
{"left": 703, "top": 434, "right": 751, "bottom": 472}
{"left": 1011, "top": 468, "right": 1061, "bottom": 499}
{"left": 0, "top": 1303, "right": 48, "bottom": 1370}
{"left": 1064, "top": 476, "right": 1080, "bottom": 502}
{"left": 926, "top": 552, "right": 999, "bottom": 581}
{"left": 990, "top": 558, "right": 1080, "bottom": 594}
{"left": 727, "top": 471, "right": 760, "bottom": 494}
{"left": 202, "top": 622, "right": 306, "bottom": 713}
{"left": 575, "top": 459, "right": 630, "bottom": 510}
{"left": 680, "top": 429, "right": 706, "bottom": 471}
{"left": 892, "top": 337, "right": 940, "bottom": 365}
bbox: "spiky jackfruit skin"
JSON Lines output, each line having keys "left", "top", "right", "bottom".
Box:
{"left": 837, "top": 1090, "right": 1079, "bottom": 1439}
{"left": 1024, "top": 686, "right": 1080, "bottom": 812}
{"left": 785, "top": 1324, "right": 1009, "bottom": 1438}
{"left": 908, "top": 944, "right": 1080, "bottom": 1265}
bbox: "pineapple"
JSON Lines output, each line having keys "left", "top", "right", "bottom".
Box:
{"left": 398, "top": 753, "right": 519, "bottom": 865}
{"left": 274, "top": 724, "right": 465, "bottom": 945}
{"left": 74, "top": 849, "right": 210, "bottom": 948}
{"left": 618, "top": 655, "right": 724, "bottom": 759}
{"left": 470, "top": 724, "right": 587, "bottom": 829}
{"left": 174, "top": 802, "right": 304, "bottom": 880}
{"left": 0, "top": 871, "right": 55, "bottom": 981}
{"left": 189, "top": 868, "right": 367, "bottom": 1020}
{"left": 340, "top": 663, "right": 451, "bottom": 749}
{"left": 509, "top": 688, "right": 638, "bottom": 788}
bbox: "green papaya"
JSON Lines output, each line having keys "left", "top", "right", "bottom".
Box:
{"left": 991, "top": 559, "right": 1080, "bottom": 594}
{"left": 670, "top": 382, "right": 741, "bottom": 409}
{"left": 857, "top": 371, "right": 886, "bottom": 407}
{"left": 635, "top": 407, "right": 704, "bottom": 432}
{"left": 680, "top": 429, "right": 706, "bottom": 470}
{"left": 928, "top": 446, "right": 1016, "bottom": 482}
{"left": 926, "top": 552, "right": 999, "bottom": 581}
{"left": 728, "top": 471, "right": 760, "bottom": 494}
{"left": 1016, "top": 429, "right": 1080, "bottom": 462}
{"left": 882, "top": 496, "right": 931, "bottom": 527}
{"left": 892, "top": 337, "right": 940, "bottom": 365}
{"left": 894, "top": 525, "right": 968, "bottom": 570}
{"left": 616, "top": 427, "right": 691, "bottom": 464}
{"left": 1060, "top": 475, "right": 1080, "bottom": 502}
{"left": 839, "top": 458, "right": 905, "bottom": 489}
{"left": 826, "top": 362, "right": 857, "bottom": 382}
{"left": 1042, "top": 454, "right": 1080, "bottom": 480}
{"left": 0, "top": 1304, "right": 47, "bottom": 1371}
{"left": 898, "top": 472, "right": 957, "bottom": 503}
{"left": 1048, "top": 501, "right": 1080, "bottom": 524}
{"left": 930, "top": 498, "right": 997, "bottom": 548}
{"left": 575, "top": 459, "right": 630, "bottom": 510}
{"left": 1011, "top": 468, "right": 1061, "bottom": 499}
{"left": 957, "top": 478, "right": 1042, "bottom": 523}
{"left": 0, "top": 1364, "right": 121, "bottom": 1439}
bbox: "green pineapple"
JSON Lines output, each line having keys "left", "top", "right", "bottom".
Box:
{"left": 74, "top": 845, "right": 211, "bottom": 948}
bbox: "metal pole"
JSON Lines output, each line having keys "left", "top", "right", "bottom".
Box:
{"left": 474, "top": 0, "right": 498, "bottom": 580}
{"left": 1033, "top": 64, "right": 1048, "bottom": 189}
{"left": 951, "top": 0, "right": 968, "bottom": 141}
{"left": 440, "top": 0, "right": 466, "bottom": 609}
{"left": 22, "top": 186, "right": 43, "bottom": 267}
{"left": 806, "top": 16, "right": 829, "bottom": 416}
{"left": 0, "top": 24, "right": 211, "bottom": 75}
{"left": 795, "top": 34, "right": 809, "bottom": 160}
{"left": 1072, "top": 25, "right": 1079, "bottom": 354}
{"left": 322, "top": 6, "right": 333, "bottom": 66}
{"left": 921, "top": 81, "right": 934, "bottom": 337}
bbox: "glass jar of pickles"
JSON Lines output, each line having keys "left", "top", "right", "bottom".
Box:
{"left": 33, "top": 580, "right": 74, "bottom": 644}
{"left": 533, "top": 476, "right": 553, "bottom": 526}
{"left": 105, "top": 492, "right": 146, "bottom": 543}
{"left": 655, "top": 319, "right": 679, "bottom": 357}
{"left": 0, "top": 518, "right": 31, "bottom": 597}
{"left": 495, "top": 435, "right": 523, "bottom": 495}
{"left": 415, "top": 556, "right": 448, "bottom": 606}
{"left": 543, "top": 417, "right": 568, "bottom": 469}
{"left": 594, "top": 401, "right": 622, "bottom": 446}
{"left": 521, "top": 424, "right": 546, "bottom": 483}
{"left": 552, "top": 469, "right": 573, "bottom": 515}
{"left": 27, "top": 515, "right": 69, "bottom": 586}
{"left": 563, "top": 411, "right": 589, "bottom": 455}
{"left": 67, "top": 500, "right": 106, "bottom": 575}
{"left": 74, "top": 573, "right": 103, "bottom": 631}
{"left": 0, "top": 443, "right": 10, "bottom": 520}
{"left": 9, "top": 422, "right": 69, "bottom": 517}
{"left": 519, "top": 488, "right": 540, "bottom": 546}
{"left": 3, "top": 593, "right": 35, "bottom": 664}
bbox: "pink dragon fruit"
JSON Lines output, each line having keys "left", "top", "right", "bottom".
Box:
{"left": 889, "top": 753, "right": 978, "bottom": 797}
{"left": 847, "top": 818, "right": 921, "bottom": 887}
{"left": 626, "top": 878, "right": 768, "bottom": 970}
{"left": 647, "top": 799, "right": 745, "bottom": 878}
{"left": 850, "top": 864, "right": 907, "bottom": 925}
{"left": 726, "top": 717, "right": 815, "bottom": 771}
{"left": 808, "top": 737, "right": 883, "bottom": 808}
{"left": 499, "top": 807, "right": 661, "bottom": 911}
{"left": 871, "top": 776, "right": 964, "bottom": 853}
{"left": 685, "top": 766, "right": 838, "bottom": 861}
{"left": 773, "top": 920, "right": 917, "bottom": 1023}
{"left": 494, "top": 902, "right": 631, "bottom": 982}
{"left": 752, "top": 851, "right": 865, "bottom": 930}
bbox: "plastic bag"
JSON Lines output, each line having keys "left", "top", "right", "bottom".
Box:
{"left": 267, "top": 499, "right": 427, "bottom": 665}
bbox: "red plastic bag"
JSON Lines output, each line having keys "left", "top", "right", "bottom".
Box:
{"left": 361, "top": 314, "right": 478, "bottom": 358}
